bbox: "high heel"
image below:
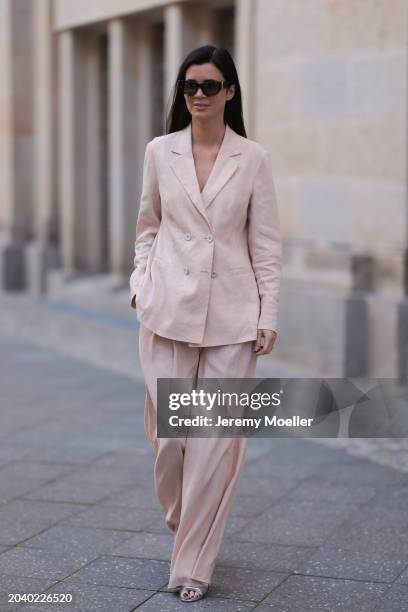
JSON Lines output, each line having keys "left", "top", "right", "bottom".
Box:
{"left": 179, "top": 584, "right": 210, "bottom": 602}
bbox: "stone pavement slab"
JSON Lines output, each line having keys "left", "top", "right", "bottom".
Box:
{"left": 217, "top": 540, "right": 316, "bottom": 573}
{"left": 129, "top": 591, "right": 255, "bottom": 611}
{"left": 111, "top": 531, "right": 174, "bottom": 561}
{"left": 62, "top": 504, "right": 162, "bottom": 532}
{"left": 323, "top": 507, "right": 408, "bottom": 557}
{"left": 372, "top": 584, "right": 408, "bottom": 612}
{"left": 253, "top": 574, "right": 388, "bottom": 611}
{"left": 18, "top": 525, "right": 135, "bottom": 556}
{"left": 63, "top": 555, "right": 169, "bottom": 590}
{"left": 21, "top": 479, "right": 129, "bottom": 505}
{"left": 0, "top": 500, "right": 88, "bottom": 526}
{"left": 293, "top": 547, "right": 406, "bottom": 582}
{"left": 0, "top": 574, "right": 55, "bottom": 612}
{"left": 199, "top": 564, "right": 289, "bottom": 601}
{"left": 17, "top": 580, "right": 152, "bottom": 612}
{"left": 235, "top": 498, "right": 356, "bottom": 547}
{"left": 0, "top": 545, "right": 98, "bottom": 582}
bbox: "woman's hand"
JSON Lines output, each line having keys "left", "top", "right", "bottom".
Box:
{"left": 253, "top": 329, "right": 277, "bottom": 355}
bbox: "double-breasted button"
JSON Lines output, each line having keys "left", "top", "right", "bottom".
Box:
{"left": 211, "top": 271, "right": 217, "bottom": 278}
{"left": 185, "top": 233, "right": 191, "bottom": 241}
{"left": 184, "top": 267, "right": 190, "bottom": 275}
{"left": 206, "top": 235, "right": 213, "bottom": 243}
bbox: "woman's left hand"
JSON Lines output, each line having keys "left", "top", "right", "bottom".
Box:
{"left": 253, "top": 329, "right": 277, "bottom": 355}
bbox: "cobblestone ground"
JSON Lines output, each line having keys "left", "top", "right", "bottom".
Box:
{"left": 1, "top": 282, "right": 408, "bottom": 611}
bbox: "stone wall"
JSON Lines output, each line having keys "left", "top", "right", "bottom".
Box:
{"left": 252, "top": 0, "right": 407, "bottom": 376}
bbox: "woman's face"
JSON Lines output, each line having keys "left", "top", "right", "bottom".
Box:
{"left": 183, "top": 63, "right": 235, "bottom": 123}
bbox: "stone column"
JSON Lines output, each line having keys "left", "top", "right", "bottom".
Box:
{"left": 164, "top": 2, "right": 198, "bottom": 113}
{"left": 59, "top": 27, "right": 106, "bottom": 278}
{"left": 27, "top": 0, "right": 59, "bottom": 294}
{"left": 33, "top": 0, "right": 57, "bottom": 246}
{"left": 164, "top": 3, "right": 185, "bottom": 113}
{"left": 0, "top": 0, "right": 35, "bottom": 290}
{"left": 84, "top": 31, "right": 105, "bottom": 273}
{"left": 58, "top": 29, "right": 91, "bottom": 275}
{"left": 235, "top": 0, "right": 255, "bottom": 136}
{"left": 193, "top": 5, "right": 216, "bottom": 46}
{"left": 163, "top": 3, "right": 218, "bottom": 129}
{"left": 0, "top": 0, "right": 14, "bottom": 245}
{"left": 108, "top": 18, "right": 154, "bottom": 278}
{"left": 58, "top": 29, "right": 76, "bottom": 275}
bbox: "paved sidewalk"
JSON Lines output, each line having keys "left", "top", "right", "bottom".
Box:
{"left": 1, "top": 332, "right": 408, "bottom": 611}
{"left": 1, "top": 284, "right": 407, "bottom": 475}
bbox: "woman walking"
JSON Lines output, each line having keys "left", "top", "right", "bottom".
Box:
{"left": 130, "top": 45, "right": 282, "bottom": 602}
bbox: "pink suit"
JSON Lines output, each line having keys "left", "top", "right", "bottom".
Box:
{"left": 130, "top": 121, "right": 282, "bottom": 589}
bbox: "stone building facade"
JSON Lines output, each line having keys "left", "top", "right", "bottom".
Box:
{"left": 1, "top": 0, "right": 407, "bottom": 379}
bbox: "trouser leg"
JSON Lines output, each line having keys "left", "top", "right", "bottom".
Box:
{"left": 138, "top": 323, "right": 200, "bottom": 533}
{"left": 167, "top": 340, "right": 257, "bottom": 589}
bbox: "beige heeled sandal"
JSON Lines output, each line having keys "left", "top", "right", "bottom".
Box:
{"left": 180, "top": 584, "right": 210, "bottom": 602}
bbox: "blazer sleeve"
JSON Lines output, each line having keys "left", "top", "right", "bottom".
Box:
{"left": 247, "top": 148, "right": 282, "bottom": 333}
{"left": 129, "top": 140, "right": 161, "bottom": 306}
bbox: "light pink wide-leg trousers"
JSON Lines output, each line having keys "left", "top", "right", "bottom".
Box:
{"left": 138, "top": 323, "right": 257, "bottom": 589}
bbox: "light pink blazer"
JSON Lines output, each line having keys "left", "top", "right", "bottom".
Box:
{"left": 129, "top": 121, "right": 282, "bottom": 347}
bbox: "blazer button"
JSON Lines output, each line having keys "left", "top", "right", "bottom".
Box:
{"left": 211, "top": 271, "right": 217, "bottom": 278}
{"left": 185, "top": 233, "right": 191, "bottom": 241}
{"left": 184, "top": 268, "right": 190, "bottom": 275}
{"left": 207, "top": 235, "right": 213, "bottom": 242}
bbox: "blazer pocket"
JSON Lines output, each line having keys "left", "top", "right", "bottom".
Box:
{"left": 228, "top": 266, "right": 254, "bottom": 275}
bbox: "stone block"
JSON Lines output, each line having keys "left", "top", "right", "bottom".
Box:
{"left": 350, "top": 182, "right": 406, "bottom": 251}
{"left": 256, "top": 0, "right": 329, "bottom": 59}
{"left": 25, "top": 241, "right": 61, "bottom": 296}
{"left": 349, "top": 53, "right": 405, "bottom": 118}
{"left": 257, "top": 62, "right": 298, "bottom": 122}
{"left": 297, "top": 179, "right": 351, "bottom": 242}
{"left": 0, "top": 241, "right": 25, "bottom": 290}
{"left": 257, "top": 126, "right": 323, "bottom": 176}
{"left": 367, "top": 293, "right": 398, "bottom": 377}
{"left": 276, "top": 282, "right": 346, "bottom": 375}
{"left": 326, "top": 119, "right": 404, "bottom": 181}
{"left": 398, "top": 298, "right": 408, "bottom": 383}
{"left": 327, "top": 0, "right": 407, "bottom": 52}
{"left": 300, "top": 56, "right": 350, "bottom": 120}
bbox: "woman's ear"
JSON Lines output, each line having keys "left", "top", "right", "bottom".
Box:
{"left": 227, "top": 84, "right": 235, "bottom": 101}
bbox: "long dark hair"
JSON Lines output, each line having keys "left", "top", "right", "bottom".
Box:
{"left": 165, "top": 45, "right": 247, "bottom": 138}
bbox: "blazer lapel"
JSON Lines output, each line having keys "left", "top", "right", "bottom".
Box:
{"left": 202, "top": 155, "right": 240, "bottom": 209}
{"left": 170, "top": 122, "right": 242, "bottom": 222}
